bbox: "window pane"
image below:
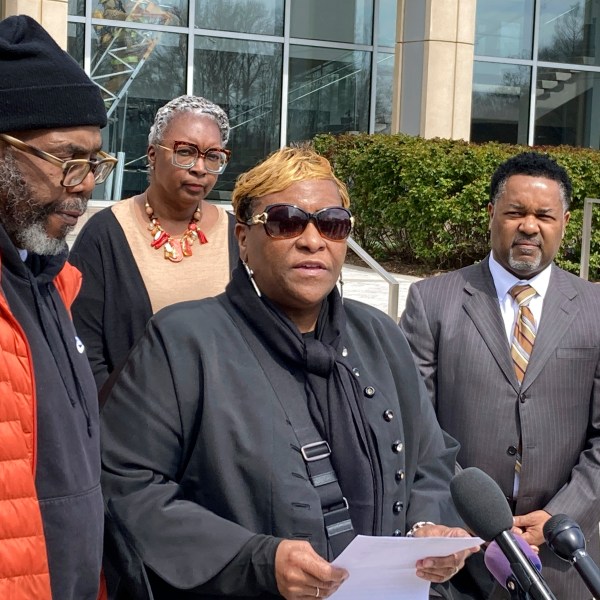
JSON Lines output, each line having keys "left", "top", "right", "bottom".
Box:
{"left": 539, "top": 0, "right": 600, "bottom": 66}
{"left": 535, "top": 67, "right": 600, "bottom": 147}
{"left": 91, "top": 27, "right": 186, "bottom": 198}
{"left": 288, "top": 46, "right": 371, "bottom": 143}
{"left": 475, "top": 0, "right": 534, "bottom": 59}
{"left": 69, "top": 0, "right": 85, "bottom": 16}
{"left": 471, "top": 61, "right": 531, "bottom": 144}
{"left": 290, "top": 0, "right": 373, "bottom": 45}
{"left": 375, "top": 52, "right": 394, "bottom": 133}
{"left": 92, "top": 0, "right": 188, "bottom": 28}
{"left": 378, "top": 0, "right": 397, "bottom": 47}
{"left": 67, "top": 22, "right": 85, "bottom": 66}
{"left": 194, "top": 37, "right": 282, "bottom": 193}
{"left": 195, "top": 0, "right": 283, "bottom": 35}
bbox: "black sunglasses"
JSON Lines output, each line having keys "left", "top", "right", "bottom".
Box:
{"left": 243, "top": 203, "right": 354, "bottom": 241}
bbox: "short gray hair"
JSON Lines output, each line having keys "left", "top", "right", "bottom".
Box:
{"left": 148, "top": 95, "right": 230, "bottom": 147}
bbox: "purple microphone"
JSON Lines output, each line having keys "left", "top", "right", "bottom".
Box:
{"left": 485, "top": 534, "right": 542, "bottom": 589}
{"left": 450, "top": 468, "right": 557, "bottom": 600}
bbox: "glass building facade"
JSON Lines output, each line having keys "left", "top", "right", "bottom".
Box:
{"left": 56, "top": 0, "right": 600, "bottom": 200}
{"left": 67, "top": 0, "right": 396, "bottom": 199}
{"left": 472, "top": 0, "right": 600, "bottom": 148}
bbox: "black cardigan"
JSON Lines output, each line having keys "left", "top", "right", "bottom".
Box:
{"left": 100, "top": 294, "right": 462, "bottom": 599}
{"left": 69, "top": 206, "right": 238, "bottom": 391}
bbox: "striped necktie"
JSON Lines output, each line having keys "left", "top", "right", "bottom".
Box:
{"left": 509, "top": 284, "right": 537, "bottom": 490}
{"left": 509, "top": 284, "right": 537, "bottom": 385}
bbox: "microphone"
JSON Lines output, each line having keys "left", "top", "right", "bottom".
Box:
{"left": 450, "top": 467, "right": 557, "bottom": 600}
{"left": 543, "top": 514, "right": 600, "bottom": 599}
{"left": 485, "top": 536, "right": 542, "bottom": 599}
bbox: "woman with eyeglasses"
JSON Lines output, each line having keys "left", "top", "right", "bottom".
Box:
{"left": 100, "top": 146, "right": 478, "bottom": 600}
{"left": 69, "top": 95, "right": 238, "bottom": 391}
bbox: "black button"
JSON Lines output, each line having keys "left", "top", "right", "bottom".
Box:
{"left": 395, "top": 469, "right": 405, "bottom": 482}
{"left": 518, "top": 393, "right": 527, "bottom": 404}
{"left": 383, "top": 409, "right": 394, "bottom": 421}
{"left": 364, "top": 386, "right": 375, "bottom": 398}
{"left": 507, "top": 446, "right": 518, "bottom": 456}
{"left": 393, "top": 501, "right": 404, "bottom": 514}
{"left": 352, "top": 368, "right": 360, "bottom": 377}
{"left": 392, "top": 440, "right": 403, "bottom": 453}
{"left": 393, "top": 529, "right": 402, "bottom": 536}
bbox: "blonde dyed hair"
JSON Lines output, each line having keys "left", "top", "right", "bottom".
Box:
{"left": 232, "top": 146, "right": 350, "bottom": 222}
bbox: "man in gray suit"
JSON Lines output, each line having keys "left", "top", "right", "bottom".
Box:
{"left": 400, "top": 152, "right": 600, "bottom": 600}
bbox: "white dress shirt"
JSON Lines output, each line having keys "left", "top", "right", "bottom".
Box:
{"left": 488, "top": 252, "right": 551, "bottom": 344}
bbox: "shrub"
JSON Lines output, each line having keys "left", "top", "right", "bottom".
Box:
{"left": 314, "top": 133, "right": 600, "bottom": 280}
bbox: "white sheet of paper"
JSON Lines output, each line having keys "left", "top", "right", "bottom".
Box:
{"left": 331, "top": 534, "right": 483, "bottom": 600}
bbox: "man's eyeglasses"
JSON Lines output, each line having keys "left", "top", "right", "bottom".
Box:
{"left": 0, "top": 133, "right": 117, "bottom": 187}
{"left": 243, "top": 203, "right": 354, "bottom": 241}
{"left": 156, "top": 141, "right": 231, "bottom": 174}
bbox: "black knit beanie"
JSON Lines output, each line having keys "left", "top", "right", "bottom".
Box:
{"left": 0, "top": 15, "right": 107, "bottom": 133}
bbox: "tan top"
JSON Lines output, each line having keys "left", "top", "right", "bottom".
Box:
{"left": 112, "top": 195, "right": 231, "bottom": 314}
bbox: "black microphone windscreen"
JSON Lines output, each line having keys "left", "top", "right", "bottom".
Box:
{"left": 543, "top": 514, "right": 571, "bottom": 542}
{"left": 543, "top": 513, "right": 587, "bottom": 561}
{"left": 450, "top": 467, "right": 514, "bottom": 542}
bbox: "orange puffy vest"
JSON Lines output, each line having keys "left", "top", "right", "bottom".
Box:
{"left": 0, "top": 259, "right": 99, "bottom": 599}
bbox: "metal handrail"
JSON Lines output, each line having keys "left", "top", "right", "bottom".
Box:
{"left": 347, "top": 237, "right": 400, "bottom": 321}
{"left": 579, "top": 197, "right": 600, "bottom": 280}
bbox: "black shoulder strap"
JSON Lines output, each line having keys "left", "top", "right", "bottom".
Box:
{"left": 219, "top": 295, "right": 355, "bottom": 558}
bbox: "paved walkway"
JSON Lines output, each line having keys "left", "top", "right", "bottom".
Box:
{"left": 341, "top": 264, "right": 422, "bottom": 320}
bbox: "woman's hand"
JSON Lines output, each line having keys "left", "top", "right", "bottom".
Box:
{"left": 413, "top": 524, "right": 480, "bottom": 583}
{"left": 275, "top": 540, "right": 348, "bottom": 599}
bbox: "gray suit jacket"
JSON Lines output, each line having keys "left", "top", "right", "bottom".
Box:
{"left": 400, "top": 256, "right": 600, "bottom": 600}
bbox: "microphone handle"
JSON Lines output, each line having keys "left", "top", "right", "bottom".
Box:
{"left": 572, "top": 549, "right": 600, "bottom": 598}
{"left": 495, "top": 531, "right": 558, "bottom": 600}
{"left": 505, "top": 575, "right": 531, "bottom": 600}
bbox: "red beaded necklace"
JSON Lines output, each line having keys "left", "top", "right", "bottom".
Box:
{"left": 145, "top": 199, "right": 208, "bottom": 263}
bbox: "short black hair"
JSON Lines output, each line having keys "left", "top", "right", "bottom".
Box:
{"left": 490, "top": 152, "right": 572, "bottom": 211}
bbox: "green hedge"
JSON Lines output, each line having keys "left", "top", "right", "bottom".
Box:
{"left": 313, "top": 133, "right": 600, "bottom": 280}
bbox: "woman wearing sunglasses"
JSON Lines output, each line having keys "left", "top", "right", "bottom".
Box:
{"left": 100, "top": 146, "right": 477, "bottom": 600}
{"left": 69, "top": 95, "right": 238, "bottom": 391}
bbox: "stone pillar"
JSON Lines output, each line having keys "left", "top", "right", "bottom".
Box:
{"left": 3, "top": 0, "right": 68, "bottom": 49}
{"left": 391, "top": 0, "right": 476, "bottom": 140}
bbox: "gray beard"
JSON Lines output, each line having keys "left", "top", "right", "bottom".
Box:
{"left": 508, "top": 247, "right": 542, "bottom": 274}
{"left": 18, "top": 222, "right": 68, "bottom": 256}
{"left": 0, "top": 152, "right": 86, "bottom": 255}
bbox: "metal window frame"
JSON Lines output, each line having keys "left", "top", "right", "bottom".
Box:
{"left": 473, "top": 0, "right": 600, "bottom": 146}
{"left": 69, "top": 0, "right": 396, "bottom": 146}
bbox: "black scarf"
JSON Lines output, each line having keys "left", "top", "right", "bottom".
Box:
{"left": 226, "top": 261, "right": 382, "bottom": 536}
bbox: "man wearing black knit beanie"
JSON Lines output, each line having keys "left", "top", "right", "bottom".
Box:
{"left": 0, "top": 14, "right": 114, "bottom": 600}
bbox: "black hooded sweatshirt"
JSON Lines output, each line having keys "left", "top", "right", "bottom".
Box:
{"left": 0, "top": 223, "right": 103, "bottom": 600}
